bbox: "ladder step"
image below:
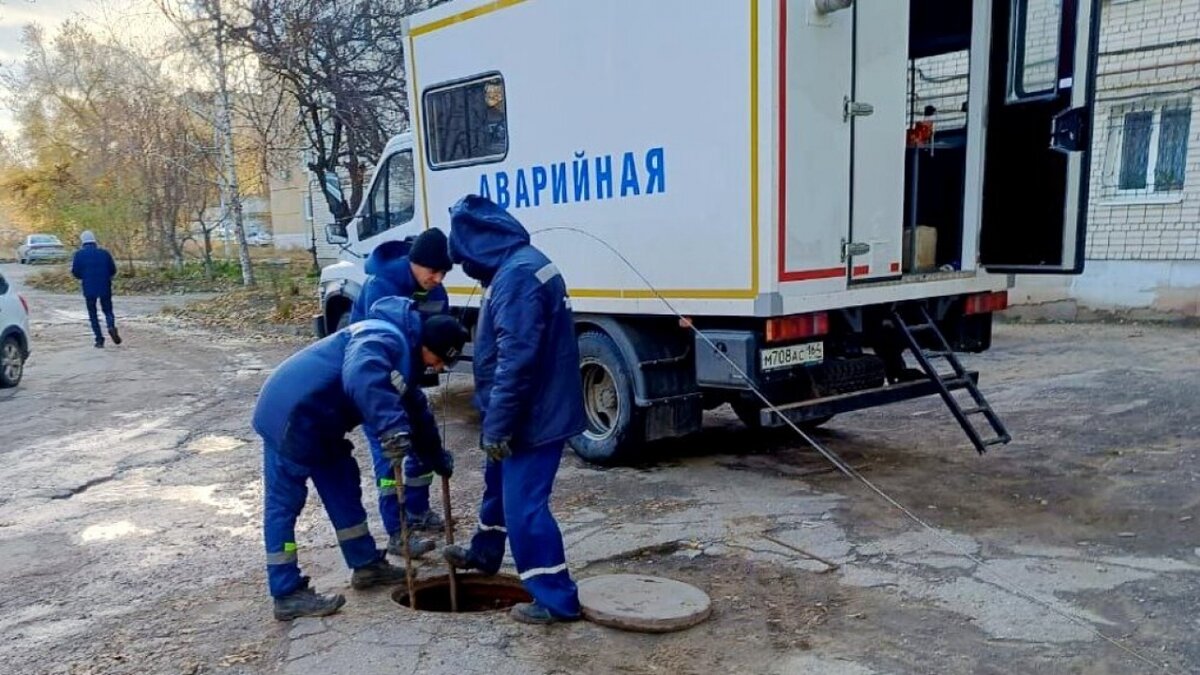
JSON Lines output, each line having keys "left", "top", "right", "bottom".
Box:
{"left": 907, "top": 323, "right": 935, "bottom": 332}
{"left": 961, "top": 406, "right": 988, "bottom": 415}
{"left": 923, "top": 350, "right": 953, "bottom": 359}
{"left": 981, "top": 437, "right": 1009, "bottom": 447}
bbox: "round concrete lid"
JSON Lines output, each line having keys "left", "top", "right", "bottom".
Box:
{"left": 577, "top": 574, "right": 713, "bottom": 633}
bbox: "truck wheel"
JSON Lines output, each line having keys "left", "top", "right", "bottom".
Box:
{"left": 1, "top": 336, "right": 25, "bottom": 388}
{"left": 570, "top": 331, "right": 644, "bottom": 465}
{"left": 732, "top": 400, "right": 832, "bottom": 432}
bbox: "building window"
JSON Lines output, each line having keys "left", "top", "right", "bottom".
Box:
{"left": 423, "top": 73, "right": 508, "bottom": 170}
{"left": 358, "top": 150, "right": 416, "bottom": 241}
{"left": 1103, "top": 101, "right": 1192, "bottom": 197}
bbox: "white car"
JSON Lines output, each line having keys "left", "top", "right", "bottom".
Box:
{"left": 17, "top": 234, "right": 69, "bottom": 264}
{"left": 0, "top": 270, "right": 30, "bottom": 387}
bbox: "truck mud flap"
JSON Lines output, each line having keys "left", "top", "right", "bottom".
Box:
{"left": 759, "top": 372, "right": 979, "bottom": 427}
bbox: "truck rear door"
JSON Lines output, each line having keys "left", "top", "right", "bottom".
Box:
{"left": 978, "top": 0, "right": 1100, "bottom": 273}
{"left": 849, "top": 1, "right": 910, "bottom": 282}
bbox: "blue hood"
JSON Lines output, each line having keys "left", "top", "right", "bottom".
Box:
{"left": 448, "top": 195, "right": 530, "bottom": 284}
{"left": 364, "top": 239, "right": 414, "bottom": 282}
{"left": 367, "top": 295, "right": 422, "bottom": 343}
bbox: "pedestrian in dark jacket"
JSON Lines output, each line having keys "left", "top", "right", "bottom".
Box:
{"left": 253, "top": 296, "right": 469, "bottom": 621}
{"left": 441, "top": 195, "right": 587, "bottom": 625}
{"left": 70, "top": 231, "right": 120, "bottom": 348}
{"left": 348, "top": 228, "right": 454, "bottom": 547}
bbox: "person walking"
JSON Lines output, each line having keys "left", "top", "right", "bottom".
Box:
{"left": 70, "top": 231, "right": 120, "bottom": 348}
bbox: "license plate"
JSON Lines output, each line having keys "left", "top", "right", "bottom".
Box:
{"left": 760, "top": 342, "right": 824, "bottom": 371}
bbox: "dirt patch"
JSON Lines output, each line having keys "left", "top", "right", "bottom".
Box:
{"left": 557, "top": 552, "right": 847, "bottom": 674}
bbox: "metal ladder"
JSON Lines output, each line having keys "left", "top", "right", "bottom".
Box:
{"left": 891, "top": 305, "right": 1011, "bottom": 454}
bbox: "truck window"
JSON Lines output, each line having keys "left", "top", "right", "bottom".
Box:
{"left": 1008, "top": 0, "right": 1062, "bottom": 101}
{"left": 358, "top": 150, "right": 416, "bottom": 241}
{"left": 423, "top": 73, "right": 508, "bottom": 169}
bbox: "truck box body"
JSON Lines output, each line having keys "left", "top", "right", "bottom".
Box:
{"left": 318, "top": 0, "right": 1101, "bottom": 462}
{"left": 378, "top": 0, "right": 1094, "bottom": 318}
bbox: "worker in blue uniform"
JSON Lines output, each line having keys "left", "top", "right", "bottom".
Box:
{"left": 348, "top": 228, "right": 454, "bottom": 552}
{"left": 254, "top": 296, "right": 468, "bottom": 621}
{"left": 441, "top": 195, "right": 587, "bottom": 625}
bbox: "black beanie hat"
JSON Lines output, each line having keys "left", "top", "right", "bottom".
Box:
{"left": 409, "top": 227, "right": 453, "bottom": 272}
{"left": 422, "top": 314, "right": 469, "bottom": 364}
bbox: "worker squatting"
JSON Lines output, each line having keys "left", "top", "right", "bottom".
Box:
{"left": 253, "top": 195, "right": 586, "bottom": 625}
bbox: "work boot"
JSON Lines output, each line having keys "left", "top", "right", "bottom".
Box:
{"left": 350, "top": 555, "right": 411, "bottom": 590}
{"left": 109, "top": 327, "right": 122, "bottom": 345}
{"left": 442, "top": 545, "right": 493, "bottom": 574}
{"left": 405, "top": 509, "right": 444, "bottom": 533}
{"left": 510, "top": 602, "right": 580, "bottom": 625}
{"left": 273, "top": 578, "right": 346, "bottom": 621}
{"left": 387, "top": 532, "right": 435, "bottom": 559}
{"left": 94, "top": 339, "right": 104, "bottom": 349}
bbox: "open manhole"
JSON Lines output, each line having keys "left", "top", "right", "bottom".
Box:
{"left": 391, "top": 573, "right": 531, "bottom": 613}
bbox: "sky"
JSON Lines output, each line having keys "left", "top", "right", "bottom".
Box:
{"left": 0, "top": 0, "right": 171, "bottom": 138}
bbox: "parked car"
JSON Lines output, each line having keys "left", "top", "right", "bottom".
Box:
{"left": 0, "top": 270, "right": 30, "bottom": 387}
{"left": 246, "top": 231, "right": 274, "bottom": 247}
{"left": 17, "top": 234, "right": 69, "bottom": 264}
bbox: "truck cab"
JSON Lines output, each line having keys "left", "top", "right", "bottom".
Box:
{"left": 318, "top": 0, "right": 1101, "bottom": 465}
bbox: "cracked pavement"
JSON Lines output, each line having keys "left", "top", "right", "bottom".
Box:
{"left": 1, "top": 262, "right": 1198, "bottom": 674}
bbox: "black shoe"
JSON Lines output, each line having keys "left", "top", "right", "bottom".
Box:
{"left": 442, "top": 545, "right": 494, "bottom": 574}
{"left": 510, "top": 602, "right": 580, "bottom": 625}
{"left": 405, "top": 509, "right": 445, "bottom": 533}
{"left": 273, "top": 578, "right": 346, "bottom": 621}
{"left": 387, "top": 532, "right": 435, "bottom": 558}
{"left": 94, "top": 340, "right": 104, "bottom": 349}
{"left": 350, "top": 555, "right": 410, "bottom": 590}
{"left": 108, "top": 327, "right": 122, "bottom": 345}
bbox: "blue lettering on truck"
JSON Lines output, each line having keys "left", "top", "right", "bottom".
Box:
{"left": 477, "top": 147, "right": 665, "bottom": 209}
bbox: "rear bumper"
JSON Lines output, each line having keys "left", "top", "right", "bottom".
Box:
{"left": 759, "top": 372, "right": 979, "bottom": 427}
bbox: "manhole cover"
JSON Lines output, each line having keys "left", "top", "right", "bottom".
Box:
{"left": 578, "top": 574, "right": 712, "bottom": 633}
{"left": 392, "top": 573, "right": 531, "bottom": 613}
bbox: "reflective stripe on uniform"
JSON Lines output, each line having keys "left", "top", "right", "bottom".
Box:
{"left": 378, "top": 477, "right": 398, "bottom": 496}
{"left": 268, "top": 541, "right": 298, "bottom": 565}
{"left": 335, "top": 522, "right": 370, "bottom": 542}
{"left": 266, "top": 550, "right": 298, "bottom": 565}
{"left": 535, "top": 263, "right": 560, "bottom": 285}
{"left": 477, "top": 520, "right": 507, "bottom": 534}
{"left": 390, "top": 370, "right": 407, "bottom": 396}
{"left": 407, "top": 472, "right": 434, "bottom": 488}
{"left": 518, "top": 563, "right": 568, "bottom": 580}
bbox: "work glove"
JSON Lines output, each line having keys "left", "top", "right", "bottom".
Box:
{"left": 430, "top": 449, "right": 455, "bottom": 478}
{"left": 480, "top": 436, "right": 512, "bottom": 463}
{"left": 379, "top": 432, "right": 412, "bottom": 468}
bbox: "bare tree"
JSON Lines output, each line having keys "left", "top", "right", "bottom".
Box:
{"left": 157, "top": 0, "right": 257, "bottom": 286}
{"left": 237, "top": 0, "right": 447, "bottom": 224}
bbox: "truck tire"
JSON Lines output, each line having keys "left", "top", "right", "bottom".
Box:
{"left": 569, "top": 331, "right": 644, "bottom": 465}
{"left": 732, "top": 400, "right": 832, "bottom": 432}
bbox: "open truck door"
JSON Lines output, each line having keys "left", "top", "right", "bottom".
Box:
{"left": 979, "top": 0, "right": 1100, "bottom": 274}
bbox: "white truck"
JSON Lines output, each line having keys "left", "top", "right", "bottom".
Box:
{"left": 317, "top": 0, "right": 1101, "bottom": 464}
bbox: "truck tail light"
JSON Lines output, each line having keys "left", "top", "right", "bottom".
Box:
{"left": 765, "top": 312, "right": 829, "bottom": 343}
{"left": 19, "top": 295, "right": 29, "bottom": 314}
{"left": 964, "top": 291, "right": 1008, "bottom": 316}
